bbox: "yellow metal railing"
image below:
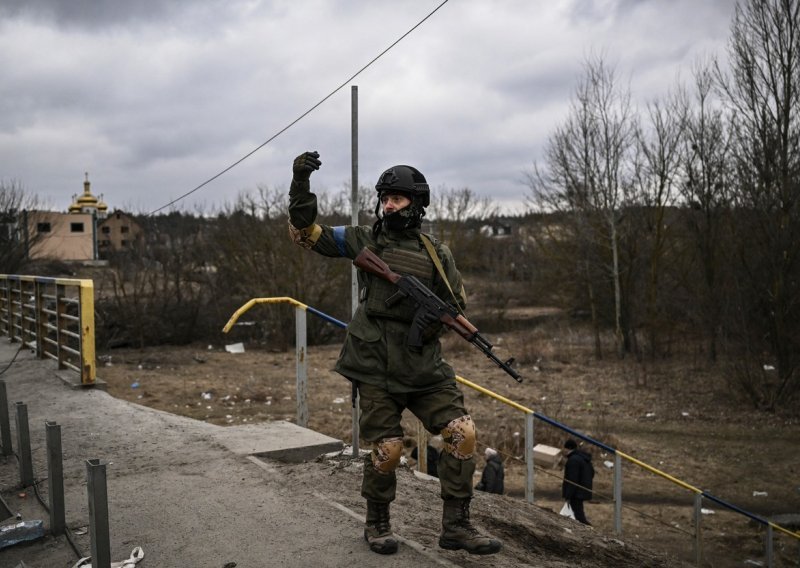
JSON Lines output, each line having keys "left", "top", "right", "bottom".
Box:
{"left": 458, "top": 375, "right": 800, "bottom": 543}
{"left": 0, "top": 274, "right": 96, "bottom": 384}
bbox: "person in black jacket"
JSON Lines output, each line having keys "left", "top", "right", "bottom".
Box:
{"left": 475, "top": 447, "right": 504, "bottom": 494}
{"left": 561, "top": 439, "right": 594, "bottom": 525}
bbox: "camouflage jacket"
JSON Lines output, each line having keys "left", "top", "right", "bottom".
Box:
{"left": 288, "top": 177, "right": 466, "bottom": 393}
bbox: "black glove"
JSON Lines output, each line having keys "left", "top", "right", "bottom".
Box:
{"left": 292, "top": 151, "right": 321, "bottom": 181}
{"left": 419, "top": 310, "right": 443, "bottom": 342}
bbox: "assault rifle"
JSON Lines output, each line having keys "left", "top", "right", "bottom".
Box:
{"left": 353, "top": 247, "right": 522, "bottom": 383}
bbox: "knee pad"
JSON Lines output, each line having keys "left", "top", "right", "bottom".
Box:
{"left": 441, "top": 415, "right": 476, "bottom": 460}
{"left": 371, "top": 437, "right": 404, "bottom": 474}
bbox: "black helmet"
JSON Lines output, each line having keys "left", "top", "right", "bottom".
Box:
{"left": 374, "top": 165, "right": 430, "bottom": 208}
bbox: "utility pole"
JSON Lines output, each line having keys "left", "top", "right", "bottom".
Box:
{"left": 350, "top": 85, "right": 360, "bottom": 458}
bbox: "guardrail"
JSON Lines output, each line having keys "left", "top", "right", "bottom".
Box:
{"left": 224, "top": 296, "right": 800, "bottom": 567}
{"left": 0, "top": 274, "right": 96, "bottom": 384}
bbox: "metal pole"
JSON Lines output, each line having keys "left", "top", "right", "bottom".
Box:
{"left": 92, "top": 209, "right": 98, "bottom": 261}
{"left": 416, "top": 420, "right": 428, "bottom": 474}
{"left": 86, "top": 459, "right": 111, "bottom": 568}
{"left": 765, "top": 524, "right": 773, "bottom": 568}
{"left": 350, "top": 84, "right": 359, "bottom": 314}
{"left": 350, "top": 84, "right": 360, "bottom": 459}
{"left": 46, "top": 421, "right": 65, "bottom": 536}
{"left": 613, "top": 453, "right": 622, "bottom": 535}
{"left": 15, "top": 402, "right": 33, "bottom": 486}
{"left": 34, "top": 280, "right": 45, "bottom": 358}
{"left": 56, "top": 284, "right": 65, "bottom": 370}
{"left": 525, "top": 413, "right": 534, "bottom": 504}
{"left": 693, "top": 493, "right": 703, "bottom": 566}
{"left": 295, "top": 306, "right": 308, "bottom": 428}
{"left": 0, "top": 380, "right": 11, "bottom": 456}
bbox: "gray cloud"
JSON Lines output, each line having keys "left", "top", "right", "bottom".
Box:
{"left": 0, "top": 0, "right": 736, "bottom": 215}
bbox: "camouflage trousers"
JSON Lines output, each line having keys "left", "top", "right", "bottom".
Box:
{"left": 357, "top": 382, "right": 476, "bottom": 503}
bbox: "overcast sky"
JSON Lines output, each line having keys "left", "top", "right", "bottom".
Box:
{"left": 0, "top": 0, "right": 736, "bottom": 215}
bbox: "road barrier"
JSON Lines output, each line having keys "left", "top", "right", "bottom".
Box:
{"left": 0, "top": 274, "right": 96, "bottom": 384}
{"left": 225, "top": 296, "right": 800, "bottom": 567}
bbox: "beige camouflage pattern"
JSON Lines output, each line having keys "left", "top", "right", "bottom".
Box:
{"left": 371, "top": 437, "right": 404, "bottom": 474}
{"left": 287, "top": 221, "right": 322, "bottom": 249}
{"left": 441, "top": 415, "right": 476, "bottom": 460}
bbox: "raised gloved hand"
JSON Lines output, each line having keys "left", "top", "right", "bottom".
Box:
{"left": 292, "top": 151, "right": 321, "bottom": 181}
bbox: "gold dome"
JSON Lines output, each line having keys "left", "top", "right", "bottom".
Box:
{"left": 70, "top": 172, "right": 103, "bottom": 214}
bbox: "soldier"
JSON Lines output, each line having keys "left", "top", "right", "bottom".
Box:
{"left": 288, "top": 150, "right": 502, "bottom": 556}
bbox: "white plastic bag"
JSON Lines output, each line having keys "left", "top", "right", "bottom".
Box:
{"left": 73, "top": 546, "right": 144, "bottom": 568}
{"left": 559, "top": 501, "right": 576, "bottom": 520}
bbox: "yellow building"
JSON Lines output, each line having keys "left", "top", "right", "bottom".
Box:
{"left": 27, "top": 210, "right": 95, "bottom": 261}
{"left": 27, "top": 173, "right": 137, "bottom": 262}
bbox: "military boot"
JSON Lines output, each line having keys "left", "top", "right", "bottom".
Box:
{"left": 364, "top": 500, "right": 399, "bottom": 555}
{"left": 439, "top": 498, "right": 502, "bottom": 555}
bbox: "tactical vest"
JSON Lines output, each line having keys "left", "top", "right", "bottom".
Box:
{"left": 362, "top": 244, "right": 435, "bottom": 322}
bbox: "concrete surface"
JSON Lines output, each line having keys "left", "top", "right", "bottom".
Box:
{"left": 0, "top": 342, "right": 454, "bottom": 568}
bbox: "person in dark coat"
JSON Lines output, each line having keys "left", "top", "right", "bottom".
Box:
{"left": 475, "top": 447, "right": 504, "bottom": 494}
{"left": 561, "top": 439, "right": 594, "bottom": 525}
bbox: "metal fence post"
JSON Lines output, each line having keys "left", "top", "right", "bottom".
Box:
{"left": 693, "top": 493, "right": 703, "bottom": 565}
{"left": 86, "top": 459, "right": 111, "bottom": 568}
{"left": 351, "top": 392, "right": 360, "bottom": 458}
{"left": 525, "top": 412, "right": 534, "bottom": 504}
{"left": 78, "top": 280, "right": 96, "bottom": 384}
{"left": 15, "top": 402, "right": 34, "bottom": 486}
{"left": 294, "top": 306, "right": 308, "bottom": 428}
{"left": 56, "top": 284, "right": 66, "bottom": 370}
{"left": 45, "top": 421, "right": 65, "bottom": 535}
{"left": 0, "top": 380, "right": 11, "bottom": 456}
{"left": 765, "top": 523, "right": 773, "bottom": 568}
{"left": 613, "top": 453, "right": 622, "bottom": 535}
{"left": 9, "top": 279, "right": 19, "bottom": 342}
{"left": 34, "top": 281, "right": 45, "bottom": 358}
{"left": 416, "top": 420, "right": 428, "bottom": 474}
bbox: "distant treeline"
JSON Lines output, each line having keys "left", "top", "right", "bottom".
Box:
{"left": 3, "top": 1, "right": 798, "bottom": 411}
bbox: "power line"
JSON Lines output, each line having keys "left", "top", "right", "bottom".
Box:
{"left": 149, "top": 0, "right": 451, "bottom": 216}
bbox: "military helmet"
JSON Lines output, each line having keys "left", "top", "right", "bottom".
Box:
{"left": 374, "top": 165, "right": 430, "bottom": 208}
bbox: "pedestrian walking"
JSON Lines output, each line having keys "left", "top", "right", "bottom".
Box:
{"left": 561, "top": 438, "right": 594, "bottom": 525}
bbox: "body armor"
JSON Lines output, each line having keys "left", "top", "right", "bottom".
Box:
{"left": 363, "top": 245, "right": 434, "bottom": 322}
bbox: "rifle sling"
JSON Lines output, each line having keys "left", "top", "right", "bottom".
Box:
{"left": 420, "top": 233, "right": 465, "bottom": 317}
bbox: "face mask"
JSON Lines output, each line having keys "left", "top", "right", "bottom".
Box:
{"left": 372, "top": 199, "right": 424, "bottom": 236}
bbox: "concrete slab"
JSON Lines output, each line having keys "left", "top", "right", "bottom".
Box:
{"left": 211, "top": 420, "right": 343, "bottom": 462}
{"left": 54, "top": 370, "right": 107, "bottom": 391}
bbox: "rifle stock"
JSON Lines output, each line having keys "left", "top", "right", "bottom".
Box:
{"left": 353, "top": 248, "right": 401, "bottom": 284}
{"left": 353, "top": 247, "right": 522, "bottom": 383}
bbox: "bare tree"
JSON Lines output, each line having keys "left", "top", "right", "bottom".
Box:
{"left": 212, "top": 186, "right": 352, "bottom": 346}
{"left": 679, "top": 61, "right": 732, "bottom": 363}
{"left": 97, "top": 211, "right": 214, "bottom": 347}
{"left": 424, "top": 187, "right": 499, "bottom": 274}
{"left": 528, "top": 55, "right": 637, "bottom": 358}
{"left": 0, "top": 179, "right": 40, "bottom": 273}
{"left": 631, "top": 88, "right": 688, "bottom": 357}
{"left": 716, "top": 0, "right": 800, "bottom": 408}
